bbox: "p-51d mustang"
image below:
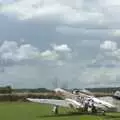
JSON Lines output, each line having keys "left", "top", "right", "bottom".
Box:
{"left": 27, "top": 88, "right": 117, "bottom": 114}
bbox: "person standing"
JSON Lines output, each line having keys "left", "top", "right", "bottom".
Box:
{"left": 52, "top": 105, "right": 59, "bottom": 114}
{"left": 84, "top": 100, "right": 89, "bottom": 112}
{"left": 91, "top": 100, "right": 97, "bottom": 113}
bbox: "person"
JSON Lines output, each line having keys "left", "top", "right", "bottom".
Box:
{"left": 88, "top": 99, "right": 93, "bottom": 107}
{"left": 91, "top": 101, "right": 97, "bottom": 113}
{"left": 52, "top": 105, "right": 59, "bottom": 114}
{"left": 84, "top": 100, "right": 89, "bottom": 112}
{"left": 87, "top": 99, "right": 92, "bottom": 113}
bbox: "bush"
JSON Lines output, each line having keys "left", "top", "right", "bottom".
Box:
{"left": 0, "top": 86, "right": 12, "bottom": 94}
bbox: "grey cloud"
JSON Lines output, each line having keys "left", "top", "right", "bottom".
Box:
{"left": 0, "top": 0, "right": 119, "bottom": 28}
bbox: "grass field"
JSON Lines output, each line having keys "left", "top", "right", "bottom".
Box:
{"left": 0, "top": 102, "right": 120, "bottom": 120}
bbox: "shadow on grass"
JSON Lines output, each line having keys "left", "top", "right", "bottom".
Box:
{"left": 39, "top": 112, "right": 105, "bottom": 118}
{"left": 104, "top": 114, "right": 120, "bottom": 119}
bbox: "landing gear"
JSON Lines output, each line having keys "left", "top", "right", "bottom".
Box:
{"left": 52, "top": 105, "right": 59, "bottom": 115}
{"left": 91, "top": 105, "right": 97, "bottom": 113}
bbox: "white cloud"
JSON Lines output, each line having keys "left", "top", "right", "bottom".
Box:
{"left": 52, "top": 44, "right": 71, "bottom": 52}
{"left": 0, "top": 40, "right": 18, "bottom": 53}
{"left": 112, "top": 30, "right": 120, "bottom": 36}
{"left": 112, "top": 49, "right": 120, "bottom": 59}
{"left": 0, "top": 41, "right": 72, "bottom": 65}
{"left": 0, "top": 41, "right": 54, "bottom": 62}
{"left": 100, "top": 40, "right": 117, "bottom": 51}
{"left": 99, "top": 40, "right": 120, "bottom": 61}
{"left": 0, "top": 40, "right": 39, "bottom": 61}
{"left": 104, "top": 0, "right": 120, "bottom": 6}
{"left": 40, "top": 50, "right": 59, "bottom": 60}
{"left": 90, "top": 40, "right": 120, "bottom": 68}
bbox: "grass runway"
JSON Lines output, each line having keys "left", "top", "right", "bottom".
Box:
{"left": 0, "top": 102, "right": 120, "bottom": 120}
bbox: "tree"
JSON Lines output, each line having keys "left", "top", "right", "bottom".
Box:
{"left": 6, "top": 85, "right": 12, "bottom": 94}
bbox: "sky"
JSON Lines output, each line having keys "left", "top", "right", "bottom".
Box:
{"left": 0, "top": 0, "right": 120, "bottom": 88}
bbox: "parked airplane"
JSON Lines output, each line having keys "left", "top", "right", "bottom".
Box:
{"left": 27, "top": 88, "right": 117, "bottom": 114}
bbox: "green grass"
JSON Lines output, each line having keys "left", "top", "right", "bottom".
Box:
{"left": 0, "top": 102, "right": 119, "bottom": 120}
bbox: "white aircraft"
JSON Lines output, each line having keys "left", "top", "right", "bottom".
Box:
{"left": 27, "top": 88, "right": 117, "bottom": 114}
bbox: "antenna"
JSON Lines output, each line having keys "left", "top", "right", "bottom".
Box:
{"left": 52, "top": 77, "right": 59, "bottom": 88}
{"left": 0, "top": 56, "right": 5, "bottom": 72}
{"left": 52, "top": 77, "right": 68, "bottom": 89}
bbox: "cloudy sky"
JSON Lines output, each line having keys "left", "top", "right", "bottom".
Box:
{"left": 0, "top": 0, "right": 120, "bottom": 88}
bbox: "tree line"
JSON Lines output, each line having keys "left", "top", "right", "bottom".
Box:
{"left": 0, "top": 86, "right": 119, "bottom": 94}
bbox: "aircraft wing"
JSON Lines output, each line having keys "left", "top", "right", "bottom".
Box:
{"left": 27, "top": 98, "right": 69, "bottom": 107}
